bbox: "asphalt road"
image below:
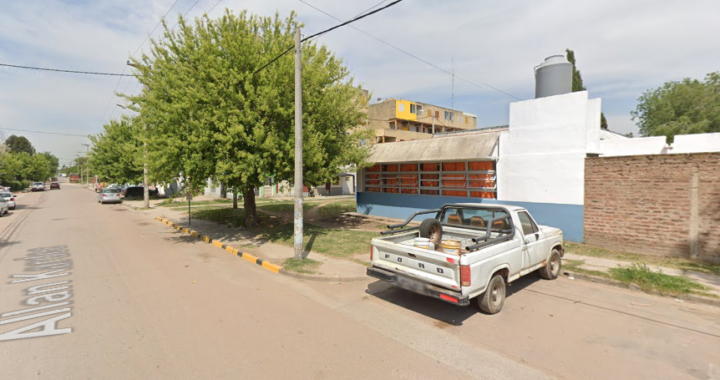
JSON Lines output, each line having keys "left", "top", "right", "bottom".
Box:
{"left": 1, "top": 184, "right": 719, "bottom": 380}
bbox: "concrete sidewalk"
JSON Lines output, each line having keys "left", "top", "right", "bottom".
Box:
{"left": 149, "top": 205, "right": 368, "bottom": 282}
{"left": 563, "top": 252, "right": 720, "bottom": 301}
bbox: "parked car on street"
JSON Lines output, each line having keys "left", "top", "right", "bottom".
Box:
{"left": 367, "top": 204, "right": 564, "bottom": 314}
{"left": 125, "top": 186, "right": 157, "bottom": 198}
{"left": 98, "top": 188, "right": 123, "bottom": 204}
{"left": 50, "top": 182, "right": 60, "bottom": 190}
{"left": 0, "top": 192, "right": 17, "bottom": 210}
{"left": 0, "top": 198, "right": 8, "bottom": 216}
{"left": 31, "top": 182, "right": 45, "bottom": 191}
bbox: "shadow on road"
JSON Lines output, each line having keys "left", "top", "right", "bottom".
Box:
{"left": 366, "top": 281, "right": 478, "bottom": 326}
{"left": 365, "top": 273, "right": 546, "bottom": 326}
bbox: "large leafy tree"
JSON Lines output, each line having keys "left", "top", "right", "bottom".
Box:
{"left": 125, "top": 10, "right": 369, "bottom": 226}
{"left": 5, "top": 135, "right": 35, "bottom": 155}
{"left": 89, "top": 117, "right": 144, "bottom": 185}
{"left": 37, "top": 152, "right": 59, "bottom": 177}
{"left": 632, "top": 72, "right": 720, "bottom": 140}
{"left": 566, "top": 49, "right": 608, "bottom": 130}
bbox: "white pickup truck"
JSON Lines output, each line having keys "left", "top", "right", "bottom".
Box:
{"left": 367, "top": 204, "right": 564, "bottom": 314}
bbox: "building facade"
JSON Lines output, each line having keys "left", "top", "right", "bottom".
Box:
{"left": 368, "top": 98, "right": 478, "bottom": 143}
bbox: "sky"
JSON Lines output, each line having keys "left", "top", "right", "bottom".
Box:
{"left": 1, "top": 0, "right": 719, "bottom": 166}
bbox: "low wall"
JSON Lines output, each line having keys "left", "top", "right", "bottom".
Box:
{"left": 585, "top": 153, "right": 720, "bottom": 262}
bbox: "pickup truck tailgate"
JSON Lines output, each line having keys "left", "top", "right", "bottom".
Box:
{"left": 372, "top": 238, "right": 461, "bottom": 291}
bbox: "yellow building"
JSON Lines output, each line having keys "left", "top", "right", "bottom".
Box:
{"left": 368, "top": 98, "right": 478, "bottom": 143}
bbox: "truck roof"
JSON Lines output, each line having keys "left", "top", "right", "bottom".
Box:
{"left": 445, "top": 203, "right": 527, "bottom": 212}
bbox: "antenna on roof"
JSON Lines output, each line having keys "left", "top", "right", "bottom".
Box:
{"left": 451, "top": 57, "right": 455, "bottom": 112}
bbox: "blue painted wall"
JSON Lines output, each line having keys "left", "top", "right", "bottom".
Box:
{"left": 357, "top": 192, "right": 584, "bottom": 242}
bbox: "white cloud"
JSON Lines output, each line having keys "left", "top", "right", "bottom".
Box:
{"left": 1, "top": 0, "right": 719, "bottom": 161}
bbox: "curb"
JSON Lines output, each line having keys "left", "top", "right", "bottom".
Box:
{"left": 565, "top": 271, "right": 720, "bottom": 308}
{"left": 155, "top": 216, "right": 282, "bottom": 274}
{"left": 281, "top": 270, "right": 368, "bottom": 283}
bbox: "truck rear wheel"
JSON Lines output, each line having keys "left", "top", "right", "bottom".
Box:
{"left": 478, "top": 274, "right": 506, "bottom": 314}
{"left": 419, "top": 219, "right": 443, "bottom": 247}
{"left": 539, "top": 249, "right": 562, "bottom": 280}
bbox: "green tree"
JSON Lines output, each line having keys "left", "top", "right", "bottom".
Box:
{"left": 566, "top": 49, "right": 585, "bottom": 92}
{"left": 5, "top": 135, "right": 35, "bottom": 155}
{"left": 566, "top": 49, "right": 608, "bottom": 130}
{"left": 38, "top": 152, "right": 59, "bottom": 177}
{"left": 89, "top": 117, "right": 144, "bottom": 185}
{"left": 125, "top": 10, "right": 369, "bottom": 226}
{"left": 632, "top": 72, "right": 720, "bottom": 141}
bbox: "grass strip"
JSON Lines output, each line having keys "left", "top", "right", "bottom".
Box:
{"left": 565, "top": 242, "right": 720, "bottom": 276}
{"left": 609, "top": 263, "right": 707, "bottom": 296}
{"left": 283, "top": 258, "right": 322, "bottom": 274}
{"left": 318, "top": 201, "right": 357, "bottom": 219}
{"left": 263, "top": 224, "right": 377, "bottom": 259}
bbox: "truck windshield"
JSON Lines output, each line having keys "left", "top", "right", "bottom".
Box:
{"left": 440, "top": 207, "right": 509, "bottom": 230}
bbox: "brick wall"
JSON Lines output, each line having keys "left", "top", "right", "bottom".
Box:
{"left": 585, "top": 153, "right": 720, "bottom": 262}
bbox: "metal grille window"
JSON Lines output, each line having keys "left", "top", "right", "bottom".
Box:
{"left": 364, "top": 160, "right": 496, "bottom": 198}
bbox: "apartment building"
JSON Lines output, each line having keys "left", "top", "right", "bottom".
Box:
{"left": 368, "top": 98, "right": 478, "bottom": 143}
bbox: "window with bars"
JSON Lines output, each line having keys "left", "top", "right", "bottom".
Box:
{"left": 364, "top": 161, "right": 497, "bottom": 198}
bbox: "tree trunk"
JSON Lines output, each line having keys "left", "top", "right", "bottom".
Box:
{"left": 220, "top": 182, "right": 227, "bottom": 198}
{"left": 243, "top": 188, "right": 258, "bottom": 228}
{"left": 232, "top": 191, "right": 238, "bottom": 209}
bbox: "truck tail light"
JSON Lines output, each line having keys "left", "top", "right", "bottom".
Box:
{"left": 460, "top": 265, "right": 471, "bottom": 287}
{"left": 370, "top": 245, "right": 374, "bottom": 261}
{"left": 9, "top": 198, "right": 13, "bottom": 201}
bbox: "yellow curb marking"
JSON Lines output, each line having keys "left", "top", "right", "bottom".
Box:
{"left": 262, "top": 261, "right": 281, "bottom": 274}
{"left": 241, "top": 253, "right": 258, "bottom": 263}
{"left": 152, "top": 220, "right": 280, "bottom": 275}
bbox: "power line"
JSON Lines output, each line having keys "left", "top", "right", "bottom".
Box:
{"left": 253, "top": 0, "right": 405, "bottom": 75}
{"left": 101, "top": 0, "right": 183, "bottom": 124}
{"left": 132, "top": 0, "right": 182, "bottom": 58}
{"left": 207, "top": 0, "right": 224, "bottom": 14}
{"left": 0, "top": 63, "right": 133, "bottom": 77}
{"left": 0, "top": 127, "right": 88, "bottom": 137}
{"left": 355, "top": 0, "right": 389, "bottom": 17}
{"left": 298, "top": 0, "right": 520, "bottom": 101}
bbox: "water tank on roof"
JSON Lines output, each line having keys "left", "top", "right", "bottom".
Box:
{"left": 535, "top": 55, "right": 572, "bottom": 98}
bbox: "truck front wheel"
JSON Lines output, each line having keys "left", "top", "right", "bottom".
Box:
{"left": 478, "top": 274, "right": 506, "bottom": 314}
{"left": 539, "top": 249, "right": 562, "bottom": 280}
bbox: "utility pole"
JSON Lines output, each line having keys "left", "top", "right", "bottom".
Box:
{"left": 82, "top": 143, "right": 90, "bottom": 187}
{"left": 293, "top": 28, "right": 304, "bottom": 260}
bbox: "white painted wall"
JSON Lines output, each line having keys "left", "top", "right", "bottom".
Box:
{"left": 498, "top": 91, "right": 597, "bottom": 206}
{"left": 599, "top": 136, "right": 668, "bottom": 157}
{"left": 670, "top": 133, "right": 720, "bottom": 154}
{"left": 586, "top": 99, "right": 602, "bottom": 154}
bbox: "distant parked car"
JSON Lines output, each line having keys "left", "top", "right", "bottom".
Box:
{"left": 0, "top": 192, "right": 16, "bottom": 210}
{"left": 31, "top": 182, "right": 45, "bottom": 191}
{"left": 98, "top": 188, "right": 123, "bottom": 204}
{"left": 0, "top": 198, "right": 8, "bottom": 216}
{"left": 50, "top": 182, "right": 60, "bottom": 190}
{"left": 124, "top": 186, "right": 158, "bottom": 198}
